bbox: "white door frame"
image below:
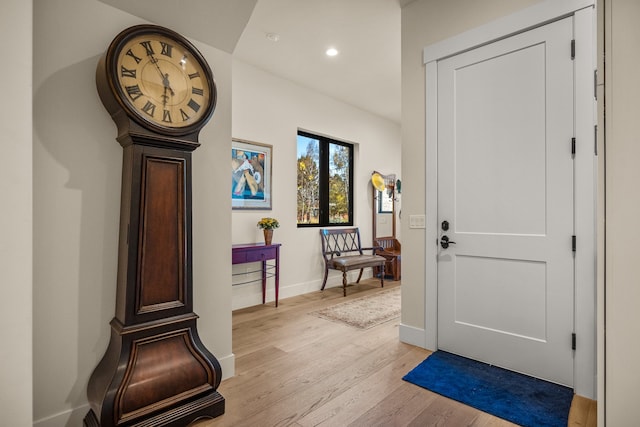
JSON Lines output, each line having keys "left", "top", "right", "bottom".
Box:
{"left": 423, "top": 0, "right": 596, "bottom": 398}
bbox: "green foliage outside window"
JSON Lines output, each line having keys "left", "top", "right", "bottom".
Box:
{"left": 297, "top": 131, "right": 353, "bottom": 226}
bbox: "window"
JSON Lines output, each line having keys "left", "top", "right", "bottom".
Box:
{"left": 297, "top": 130, "right": 353, "bottom": 226}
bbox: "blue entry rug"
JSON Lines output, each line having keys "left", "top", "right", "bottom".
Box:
{"left": 402, "top": 351, "right": 573, "bottom": 427}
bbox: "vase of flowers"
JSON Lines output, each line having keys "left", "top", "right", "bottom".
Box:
{"left": 257, "top": 217, "right": 279, "bottom": 245}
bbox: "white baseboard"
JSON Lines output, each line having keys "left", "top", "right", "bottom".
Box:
{"left": 399, "top": 323, "right": 429, "bottom": 349}
{"left": 232, "top": 270, "right": 373, "bottom": 310}
{"left": 34, "top": 404, "right": 89, "bottom": 427}
{"left": 218, "top": 352, "right": 235, "bottom": 380}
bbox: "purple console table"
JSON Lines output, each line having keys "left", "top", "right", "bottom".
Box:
{"left": 232, "top": 243, "right": 281, "bottom": 307}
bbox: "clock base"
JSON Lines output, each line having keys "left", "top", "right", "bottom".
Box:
{"left": 83, "top": 392, "right": 224, "bottom": 427}
{"left": 85, "top": 314, "right": 224, "bottom": 427}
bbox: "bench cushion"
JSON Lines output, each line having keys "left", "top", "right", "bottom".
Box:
{"left": 330, "top": 254, "right": 386, "bottom": 270}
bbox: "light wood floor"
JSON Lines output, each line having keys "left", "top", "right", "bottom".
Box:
{"left": 192, "top": 279, "right": 596, "bottom": 427}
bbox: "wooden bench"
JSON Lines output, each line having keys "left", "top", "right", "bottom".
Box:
{"left": 373, "top": 237, "right": 401, "bottom": 281}
{"left": 320, "top": 228, "right": 386, "bottom": 296}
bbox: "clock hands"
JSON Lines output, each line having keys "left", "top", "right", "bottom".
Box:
{"left": 161, "top": 73, "right": 174, "bottom": 107}
{"left": 147, "top": 51, "right": 175, "bottom": 106}
{"left": 161, "top": 73, "right": 174, "bottom": 95}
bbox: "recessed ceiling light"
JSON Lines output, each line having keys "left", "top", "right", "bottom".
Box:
{"left": 265, "top": 32, "right": 280, "bottom": 42}
{"left": 326, "top": 47, "right": 339, "bottom": 57}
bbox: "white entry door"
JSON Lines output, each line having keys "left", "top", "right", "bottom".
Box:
{"left": 437, "top": 17, "right": 575, "bottom": 386}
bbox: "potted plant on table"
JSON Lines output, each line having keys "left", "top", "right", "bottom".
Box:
{"left": 257, "top": 217, "right": 279, "bottom": 245}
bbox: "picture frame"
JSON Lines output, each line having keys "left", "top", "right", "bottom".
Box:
{"left": 232, "top": 138, "right": 272, "bottom": 210}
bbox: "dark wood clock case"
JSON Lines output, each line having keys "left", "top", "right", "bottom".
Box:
{"left": 85, "top": 28, "right": 224, "bottom": 427}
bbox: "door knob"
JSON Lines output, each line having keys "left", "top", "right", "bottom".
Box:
{"left": 440, "top": 235, "right": 456, "bottom": 249}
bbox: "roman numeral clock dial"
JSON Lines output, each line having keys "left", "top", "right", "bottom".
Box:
{"left": 97, "top": 24, "right": 216, "bottom": 136}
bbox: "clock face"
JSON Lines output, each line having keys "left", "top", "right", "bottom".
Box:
{"left": 110, "top": 27, "right": 215, "bottom": 132}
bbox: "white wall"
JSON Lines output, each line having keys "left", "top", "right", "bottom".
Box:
{"left": 32, "top": 0, "right": 233, "bottom": 425}
{"left": 0, "top": 1, "right": 33, "bottom": 425}
{"left": 231, "top": 60, "right": 401, "bottom": 309}
{"left": 603, "top": 0, "right": 640, "bottom": 424}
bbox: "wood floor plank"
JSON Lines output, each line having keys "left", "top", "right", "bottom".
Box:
{"left": 234, "top": 337, "right": 414, "bottom": 426}
{"left": 568, "top": 394, "right": 598, "bottom": 427}
{"left": 350, "top": 383, "right": 477, "bottom": 427}
{"left": 191, "top": 279, "right": 595, "bottom": 427}
{"left": 297, "top": 346, "right": 431, "bottom": 427}
{"left": 225, "top": 323, "right": 404, "bottom": 422}
{"left": 408, "top": 396, "right": 516, "bottom": 427}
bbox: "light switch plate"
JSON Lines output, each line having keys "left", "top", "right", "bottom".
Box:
{"left": 409, "top": 214, "right": 426, "bottom": 229}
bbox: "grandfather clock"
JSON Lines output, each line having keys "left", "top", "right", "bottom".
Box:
{"left": 84, "top": 25, "right": 224, "bottom": 426}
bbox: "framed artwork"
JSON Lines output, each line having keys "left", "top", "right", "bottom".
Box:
{"left": 232, "top": 138, "right": 272, "bottom": 210}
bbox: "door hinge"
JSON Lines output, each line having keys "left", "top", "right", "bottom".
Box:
{"left": 571, "top": 39, "right": 576, "bottom": 59}
{"left": 594, "top": 69, "right": 598, "bottom": 99}
{"left": 572, "top": 333, "right": 577, "bottom": 350}
{"left": 572, "top": 235, "right": 577, "bottom": 252}
{"left": 571, "top": 137, "right": 576, "bottom": 157}
{"left": 594, "top": 125, "right": 598, "bottom": 156}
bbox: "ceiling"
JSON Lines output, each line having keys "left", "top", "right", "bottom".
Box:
{"left": 99, "top": 0, "right": 402, "bottom": 123}
{"left": 233, "top": 0, "right": 401, "bottom": 123}
{"left": 98, "top": 0, "right": 259, "bottom": 53}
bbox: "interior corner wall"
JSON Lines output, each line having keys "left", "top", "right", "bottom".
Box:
{"left": 0, "top": 0, "right": 33, "bottom": 426}
{"left": 230, "top": 59, "right": 401, "bottom": 309}
{"left": 603, "top": 0, "right": 640, "bottom": 424}
{"left": 400, "top": 0, "right": 543, "bottom": 343}
{"left": 32, "top": 0, "right": 233, "bottom": 425}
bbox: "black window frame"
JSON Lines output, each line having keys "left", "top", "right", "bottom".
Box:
{"left": 297, "top": 130, "right": 354, "bottom": 227}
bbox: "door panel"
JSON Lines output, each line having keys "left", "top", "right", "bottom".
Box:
{"left": 454, "top": 43, "right": 547, "bottom": 235}
{"left": 455, "top": 255, "right": 547, "bottom": 340}
{"left": 437, "top": 17, "right": 575, "bottom": 386}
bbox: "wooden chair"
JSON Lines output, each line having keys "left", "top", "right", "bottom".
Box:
{"left": 320, "top": 228, "right": 386, "bottom": 296}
